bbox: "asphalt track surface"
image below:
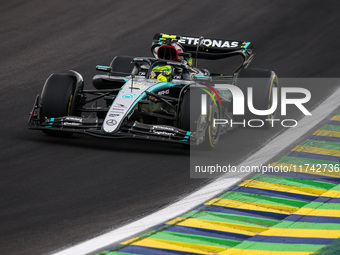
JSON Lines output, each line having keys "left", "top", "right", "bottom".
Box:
{"left": 1, "top": 1, "right": 340, "bottom": 254}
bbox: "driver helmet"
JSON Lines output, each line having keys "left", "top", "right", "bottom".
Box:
{"left": 149, "top": 65, "right": 173, "bottom": 82}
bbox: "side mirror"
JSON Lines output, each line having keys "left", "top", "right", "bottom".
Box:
{"left": 96, "top": 65, "right": 112, "bottom": 72}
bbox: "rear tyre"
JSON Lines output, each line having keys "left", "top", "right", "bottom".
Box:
{"left": 40, "top": 73, "right": 77, "bottom": 136}
{"left": 235, "top": 68, "right": 278, "bottom": 128}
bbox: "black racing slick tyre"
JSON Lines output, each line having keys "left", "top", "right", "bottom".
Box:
{"left": 40, "top": 73, "right": 77, "bottom": 136}
{"left": 235, "top": 68, "right": 278, "bottom": 128}
{"left": 180, "top": 88, "right": 221, "bottom": 148}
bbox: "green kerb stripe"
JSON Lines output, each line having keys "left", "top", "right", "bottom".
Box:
{"left": 277, "top": 221, "right": 340, "bottom": 230}
{"left": 182, "top": 210, "right": 279, "bottom": 227}
{"left": 181, "top": 210, "right": 276, "bottom": 227}
{"left": 304, "top": 201, "right": 340, "bottom": 210}
{"left": 279, "top": 156, "right": 340, "bottom": 169}
{"left": 320, "top": 125, "right": 340, "bottom": 132}
{"left": 235, "top": 240, "right": 325, "bottom": 252}
{"left": 219, "top": 191, "right": 308, "bottom": 208}
{"left": 303, "top": 140, "right": 340, "bottom": 150}
{"left": 152, "top": 231, "right": 240, "bottom": 248}
{"left": 98, "top": 251, "right": 136, "bottom": 255}
{"left": 251, "top": 174, "right": 334, "bottom": 190}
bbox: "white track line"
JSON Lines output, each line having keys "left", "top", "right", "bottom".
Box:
{"left": 52, "top": 87, "right": 340, "bottom": 255}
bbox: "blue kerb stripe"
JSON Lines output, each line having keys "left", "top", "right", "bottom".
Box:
{"left": 186, "top": 132, "right": 191, "bottom": 135}
{"left": 119, "top": 245, "right": 202, "bottom": 255}
{"left": 309, "top": 135, "right": 340, "bottom": 143}
{"left": 50, "top": 118, "right": 55, "bottom": 122}
{"left": 284, "top": 214, "right": 340, "bottom": 223}
{"left": 248, "top": 235, "right": 335, "bottom": 245}
{"left": 267, "top": 171, "right": 340, "bottom": 184}
{"left": 327, "top": 120, "right": 340, "bottom": 126}
{"left": 287, "top": 151, "right": 340, "bottom": 162}
{"left": 229, "top": 186, "right": 316, "bottom": 202}
{"left": 165, "top": 225, "right": 249, "bottom": 241}
{"left": 314, "top": 197, "right": 340, "bottom": 203}
{"left": 196, "top": 205, "right": 288, "bottom": 220}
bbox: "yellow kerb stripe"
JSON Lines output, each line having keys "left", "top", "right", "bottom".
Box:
{"left": 260, "top": 228, "right": 340, "bottom": 238}
{"left": 323, "top": 189, "right": 340, "bottom": 198}
{"left": 293, "top": 145, "right": 340, "bottom": 157}
{"left": 206, "top": 198, "right": 298, "bottom": 214}
{"left": 269, "top": 162, "right": 340, "bottom": 178}
{"left": 313, "top": 130, "right": 340, "bottom": 138}
{"left": 331, "top": 115, "right": 340, "bottom": 121}
{"left": 219, "top": 248, "right": 312, "bottom": 255}
{"left": 166, "top": 217, "right": 263, "bottom": 236}
{"left": 294, "top": 207, "right": 340, "bottom": 217}
{"left": 129, "top": 237, "right": 213, "bottom": 254}
{"left": 238, "top": 179, "right": 324, "bottom": 196}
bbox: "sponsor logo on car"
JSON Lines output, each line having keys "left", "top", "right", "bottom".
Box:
{"left": 178, "top": 37, "right": 239, "bottom": 48}
{"left": 65, "top": 117, "right": 82, "bottom": 122}
{"left": 109, "top": 114, "right": 120, "bottom": 117}
{"left": 106, "top": 119, "right": 117, "bottom": 126}
{"left": 122, "top": 93, "right": 136, "bottom": 99}
{"left": 152, "top": 130, "right": 175, "bottom": 136}
{"left": 116, "top": 104, "right": 127, "bottom": 108}
{"left": 152, "top": 125, "right": 174, "bottom": 131}
{"left": 158, "top": 89, "right": 169, "bottom": 95}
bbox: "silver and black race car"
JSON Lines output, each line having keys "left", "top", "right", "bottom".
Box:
{"left": 28, "top": 33, "right": 278, "bottom": 148}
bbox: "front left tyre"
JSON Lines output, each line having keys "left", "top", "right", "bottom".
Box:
{"left": 40, "top": 73, "right": 77, "bottom": 136}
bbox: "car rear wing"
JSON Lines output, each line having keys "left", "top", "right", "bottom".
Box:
{"left": 152, "top": 33, "right": 254, "bottom": 61}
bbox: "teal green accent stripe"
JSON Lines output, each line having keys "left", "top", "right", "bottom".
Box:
{"left": 194, "top": 75, "right": 210, "bottom": 78}
{"left": 97, "top": 65, "right": 111, "bottom": 69}
{"left": 146, "top": 82, "right": 176, "bottom": 92}
{"left": 118, "top": 76, "right": 129, "bottom": 82}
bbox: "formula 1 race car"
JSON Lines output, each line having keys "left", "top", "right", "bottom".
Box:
{"left": 28, "top": 33, "right": 278, "bottom": 148}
